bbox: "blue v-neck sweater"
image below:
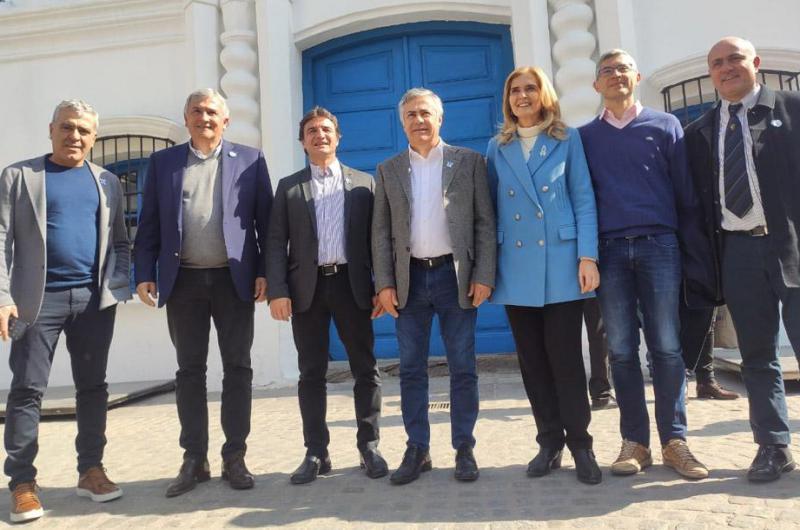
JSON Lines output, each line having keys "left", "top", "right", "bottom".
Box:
{"left": 579, "top": 107, "right": 697, "bottom": 239}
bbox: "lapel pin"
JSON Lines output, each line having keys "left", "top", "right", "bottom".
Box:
{"left": 228, "top": 151, "right": 238, "bottom": 158}
{"left": 99, "top": 177, "right": 107, "bottom": 186}
{"left": 446, "top": 160, "right": 454, "bottom": 168}
{"left": 540, "top": 145, "right": 547, "bottom": 157}
{"left": 771, "top": 119, "right": 783, "bottom": 128}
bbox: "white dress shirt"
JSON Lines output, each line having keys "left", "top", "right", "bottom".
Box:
{"left": 408, "top": 141, "right": 453, "bottom": 258}
{"left": 310, "top": 159, "right": 347, "bottom": 265}
{"left": 718, "top": 85, "right": 767, "bottom": 231}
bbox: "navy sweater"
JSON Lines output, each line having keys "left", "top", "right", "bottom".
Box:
{"left": 579, "top": 107, "right": 697, "bottom": 239}
{"left": 45, "top": 159, "right": 99, "bottom": 288}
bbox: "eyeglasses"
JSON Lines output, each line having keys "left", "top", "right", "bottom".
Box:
{"left": 597, "top": 64, "right": 635, "bottom": 77}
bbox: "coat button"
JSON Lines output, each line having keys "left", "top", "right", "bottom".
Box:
{"left": 514, "top": 213, "right": 521, "bottom": 221}
{"left": 538, "top": 240, "right": 545, "bottom": 246}
{"left": 541, "top": 185, "right": 549, "bottom": 192}
{"left": 508, "top": 189, "right": 515, "bottom": 197}
{"left": 536, "top": 212, "right": 543, "bottom": 219}
{"left": 406, "top": 246, "right": 410, "bottom": 251}
{"left": 515, "top": 240, "right": 523, "bottom": 248}
{"left": 174, "top": 252, "right": 179, "bottom": 257}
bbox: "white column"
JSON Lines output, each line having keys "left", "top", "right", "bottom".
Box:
{"left": 593, "top": 0, "right": 638, "bottom": 60}
{"left": 548, "top": 0, "right": 599, "bottom": 126}
{"left": 220, "top": 0, "right": 261, "bottom": 147}
{"left": 184, "top": 0, "right": 221, "bottom": 91}
{"left": 254, "top": 0, "right": 303, "bottom": 384}
{"left": 510, "top": 0, "right": 553, "bottom": 78}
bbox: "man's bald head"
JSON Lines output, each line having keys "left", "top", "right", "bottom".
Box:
{"left": 707, "top": 36, "right": 761, "bottom": 103}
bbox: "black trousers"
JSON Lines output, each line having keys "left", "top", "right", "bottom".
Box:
{"left": 506, "top": 300, "right": 592, "bottom": 451}
{"left": 4, "top": 285, "right": 115, "bottom": 489}
{"left": 680, "top": 303, "right": 716, "bottom": 383}
{"left": 291, "top": 268, "right": 381, "bottom": 458}
{"left": 583, "top": 298, "right": 610, "bottom": 399}
{"left": 166, "top": 268, "right": 254, "bottom": 460}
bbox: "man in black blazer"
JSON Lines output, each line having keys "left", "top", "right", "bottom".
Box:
{"left": 266, "top": 107, "right": 386, "bottom": 484}
{"left": 685, "top": 36, "right": 800, "bottom": 482}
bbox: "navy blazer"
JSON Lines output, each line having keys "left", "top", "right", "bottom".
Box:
{"left": 134, "top": 140, "right": 273, "bottom": 306}
{"left": 685, "top": 86, "right": 800, "bottom": 305}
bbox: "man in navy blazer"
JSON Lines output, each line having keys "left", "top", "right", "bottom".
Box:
{"left": 685, "top": 37, "right": 800, "bottom": 482}
{"left": 134, "top": 89, "right": 272, "bottom": 497}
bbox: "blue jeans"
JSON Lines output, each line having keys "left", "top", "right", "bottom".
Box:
{"left": 597, "top": 233, "right": 687, "bottom": 447}
{"left": 395, "top": 260, "right": 478, "bottom": 450}
{"left": 4, "top": 285, "right": 116, "bottom": 489}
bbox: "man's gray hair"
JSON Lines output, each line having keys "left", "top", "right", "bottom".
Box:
{"left": 397, "top": 87, "right": 444, "bottom": 121}
{"left": 51, "top": 99, "right": 99, "bottom": 128}
{"left": 595, "top": 49, "right": 638, "bottom": 77}
{"left": 183, "top": 88, "right": 230, "bottom": 118}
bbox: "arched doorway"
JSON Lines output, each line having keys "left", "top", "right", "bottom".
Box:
{"left": 302, "top": 21, "right": 516, "bottom": 359}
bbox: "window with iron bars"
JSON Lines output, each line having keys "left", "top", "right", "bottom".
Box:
{"left": 662, "top": 69, "right": 800, "bottom": 126}
{"left": 90, "top": 135, "right": 176, "bottom": 290}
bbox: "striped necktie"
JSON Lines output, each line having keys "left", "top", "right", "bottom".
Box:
{"left": 723, "top": 103, "right": 753, "bottom": 218}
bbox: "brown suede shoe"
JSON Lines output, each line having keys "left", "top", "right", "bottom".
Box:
{"left": 611, "top": 440, "right": 652, "bottom": 475}
{"left": 76, "top": 466, "right": 123, "bottom": 502}
{"left": 10, "top": 481, "right": 43, "bottom": 523}
{"left": 697, "top": 381, "right": 739, "bottom": 400}
{"left": 662, "top": 439, "right": 709, "bottom": 479}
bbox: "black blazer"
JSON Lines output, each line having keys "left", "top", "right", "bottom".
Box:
{"left": 265, "top": 164, "right": 375, "bottom": 313}
{"left": 685, "top": 86, "right": 800, "bottom": 304}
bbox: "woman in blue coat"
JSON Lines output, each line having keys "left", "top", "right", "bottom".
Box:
{"left": 487, "top": 66, "right": 601, "bottom": 484}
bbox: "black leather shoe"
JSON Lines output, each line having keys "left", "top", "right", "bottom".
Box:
{"left": 165, "top": 456, "right": 211, "bottom": 498}
{"left": 360, "top": 448, "right": 389, "bottom": 479}
{"left": 290, "top": 455, "right": 332, "bottom": 485}
{"left": 747, "top": 445, "right": 796, "bottom": 483}
{"left": 572, "top": 449, "right": 602, "bottom": 485}
{"left": 222, "top": 452, "right": 255, "bottom": 490}
{"left": 454, "top": 445, "right": 479, "bottom": 482}
{"left": 591, "top": 396, "right": 611, "bottom": 410}
{"left": 527, "top": 447, "right": 562, "bottom": 477}
{"left": 390, "top": 444, "right": 432, "bottom": 485}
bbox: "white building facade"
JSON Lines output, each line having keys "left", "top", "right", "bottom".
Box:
{"left": 0, "top": 0, "right": 798, "bottom": 390}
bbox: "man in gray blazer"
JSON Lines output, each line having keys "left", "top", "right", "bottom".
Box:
{"left": 372, "top": 88, "right": 496, "bottom": 485}
{"left": 267, "top": 107, "right": 386, "bottom": 485}
{"left": 0, "top": 100, "right": 130, "bottom": 523}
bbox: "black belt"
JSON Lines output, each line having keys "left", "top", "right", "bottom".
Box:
{"left": 319, "top": 263, "right": 346, "bottom": 276}
{"left": 723, "top": 226, "right": 768, "bottom": 237}
{"left": 410, "top": 254, "right": 453, "bottom": 269}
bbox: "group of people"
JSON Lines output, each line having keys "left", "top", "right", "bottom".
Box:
{"left": 0, "top": 35, "right": 798, "bottom": 524}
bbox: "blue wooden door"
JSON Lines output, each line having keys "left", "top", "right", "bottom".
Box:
{"left": 302, "top": 21, "right": 515, "bottom": 359}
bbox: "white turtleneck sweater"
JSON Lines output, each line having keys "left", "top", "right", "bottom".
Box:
{"left": 517, "top": 123, "right": 545, "bottom": 162}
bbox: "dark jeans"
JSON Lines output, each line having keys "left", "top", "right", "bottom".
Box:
{"left": 583, "top": 298, "right": 610, "bottom": 399}
{"left": 166, "top": 268, "right": 254, "bottom": 460}
{"left": 722, "top": 232, "right": 800, "bottom": 445}
{"left": 680, "top": 304, "right": 716, "bottom": 384}
{"left": 291, "top": 267, "right": 381, "bottom": 457}
{"left": 395, "top": 260, "right": 478, "bottom": 450}
{"left": 597, "top": 233, "right": 687, "bottom": 447}
{"left": 506, "top": 300, "right": 593, "bottom": 451}
{"left": 4, "top": 284, "right": 115, "bottom": 489}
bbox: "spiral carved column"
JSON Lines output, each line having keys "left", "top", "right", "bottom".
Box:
{"left": 220, "top": 0, "right": 261, "bottom": 147}
{"left": 548, "top": 0, "right": 598, "bottom": 126}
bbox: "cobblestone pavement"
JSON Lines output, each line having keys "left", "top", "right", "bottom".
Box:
{"left": 2, "top": 366, "right": 799, "bottom": 529}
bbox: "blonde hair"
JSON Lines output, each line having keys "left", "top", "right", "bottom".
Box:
{"left": 496, "top": 66, "right": 567, "bottom": 145}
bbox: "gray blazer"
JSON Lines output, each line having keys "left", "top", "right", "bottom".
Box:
{"left": 266, "top": 164, "right": 375, "bottom": 313}
{"left": 0, "top": 156, "right": 131, "bottom": 323}
{"left": 372, "top": 144, "right": 496, "bottom": 310}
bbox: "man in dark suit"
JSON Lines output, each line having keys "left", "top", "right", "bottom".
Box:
{"left": 134, "top": 88, "right": 272, "bottom": 496}
{"left": 685, "top": 36, "right": 800, "bottom": 482}
{"left": 266, "top": 107, "right": 386, "bottom": 485}
{"left": 372, "top": 88, "right": 496, "bottom": 485}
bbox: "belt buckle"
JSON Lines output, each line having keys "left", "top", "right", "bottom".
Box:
{"left": 750, "top": 226, "right": 767, "bottom": 237}
{"left": 424, "top": 258, "right": 435, "bottom": 268}
{"left": 321, "top": 264, "right": 338, "bottom": 276}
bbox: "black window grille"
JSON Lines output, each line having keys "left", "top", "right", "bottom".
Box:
{"left": 662, "top": 69, "right": 800, "bottom": 126}
{"left": 90, "top": 135, "right": 175, "bottom": 243}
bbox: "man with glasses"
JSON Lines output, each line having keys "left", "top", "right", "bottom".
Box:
{"left": 579, "top": 50, "right": 713, "bottom": 480}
